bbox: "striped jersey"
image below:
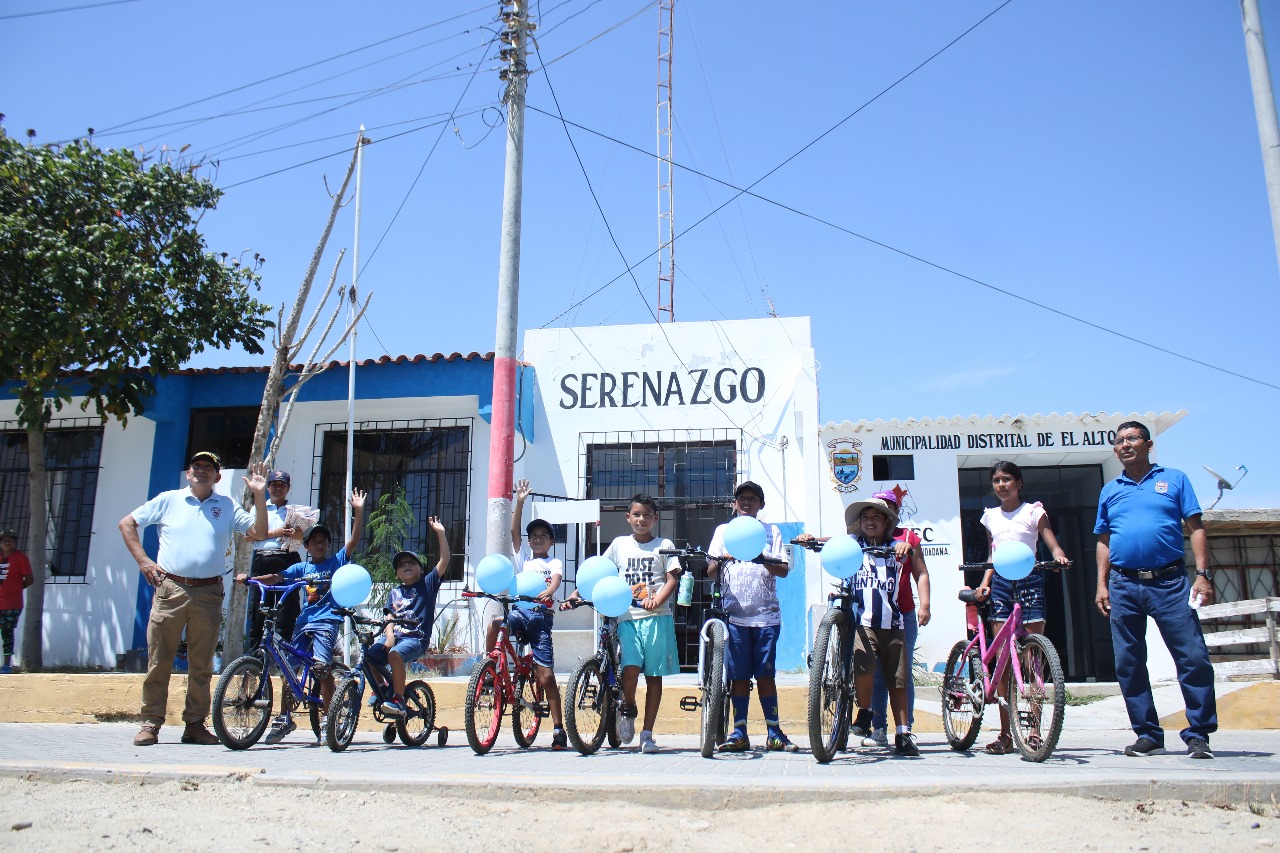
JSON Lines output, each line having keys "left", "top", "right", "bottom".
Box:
{"left": 852, "top": 537, "right": 903, "bottom": 630}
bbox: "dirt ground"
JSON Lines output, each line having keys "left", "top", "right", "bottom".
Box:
{"left": 0, "top": 777, "right": 1277, "bottom": 851}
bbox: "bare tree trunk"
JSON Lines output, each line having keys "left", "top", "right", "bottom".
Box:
{"left": 222, "top": 142, "right": 363, "bottom": 664}
{"left": 21, "top": 422, "right": 47, "bottom": 672}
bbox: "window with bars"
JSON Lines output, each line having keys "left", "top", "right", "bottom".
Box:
{"left": 312, "top": 419, "right": 472, "bottom": 582}
{"left": 580, "top": 429, "right": 742, "bottom": 669}
{"left": 186, "top": 406, "right": 259, "bottom": 469}
{"left": 0, "top": 421, "right": 104, "bottom": 582}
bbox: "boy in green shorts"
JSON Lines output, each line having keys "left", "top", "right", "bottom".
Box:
{"left": 603, "top": 494, "right": 680, "bottom": 753}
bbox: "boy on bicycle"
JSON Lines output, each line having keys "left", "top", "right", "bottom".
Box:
{"left": 604, "top": 494, "right": 680, "bottom": 754}
{"left": 706, "top": 481, "right": 795, "bottom": 753}
{"left": 482, "top": 479, "right": 566, "bottom": 750}
{"left": 238, "top": 488, "right": 366, "bottom": 744}
{"left": 367, "top": 516, "right": 451, "bottom": 717}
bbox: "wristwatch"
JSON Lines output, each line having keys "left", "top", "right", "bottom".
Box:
{"left": 1194, "top": 569, "right": 1214, "bottom": 580}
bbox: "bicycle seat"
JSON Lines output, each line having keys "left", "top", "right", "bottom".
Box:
{"left": 958, "top": 589, "right": 980, "bottom": 604}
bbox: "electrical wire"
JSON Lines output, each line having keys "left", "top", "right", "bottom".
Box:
{"left": 0, "top": 0, "right": 141, "bottom": 20}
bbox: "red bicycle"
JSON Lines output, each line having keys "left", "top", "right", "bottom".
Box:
{"left": 461, "top": 589, "right": 550, "bottom": 755}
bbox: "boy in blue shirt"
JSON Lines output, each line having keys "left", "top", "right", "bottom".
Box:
{"left": 368, "top": 516, "right": 451, "bottom": 716}
{"left": 239, "top": 488, "right": 366, "bottom": 743}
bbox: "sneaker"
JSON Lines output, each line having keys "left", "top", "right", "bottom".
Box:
{"left": 1123, "top": 736, "right": 1165, "bottom": 757}
{"left": 766, "top": 733, "right": 800, "bottom": 753}
{"left": 639, "top": 735, "right": 660, "bottom": 754}
{"left": 717, "top": 733, "right": 750, "bottom": 753}
{"left": 861, "top": 727, "right": 888, "bottom": 748}
{"left": 894, "top": 732, "right": 919, "bottom": 757}
{"left": 264, "top": 715, "right": 296, "bottom": 744}
{"left": 618, "top": 703, "right": 638, "bottom": 745}
{"left": 380, "top": 698, "right": 406, "bottom": 717}
{"left": 0, "top": 665, "right": 12, "bottom": 674}
{"left": 551, "top": 728, "right": 568, "bottom": 751}
{"left": 1187, "top": 738, "right": 1214, "bottom": 760}
{"left": 317, "top": 716, "right": 327, "bottom": 742}
{"left": 850, "top": 709, "right": 873, "bottom": 739}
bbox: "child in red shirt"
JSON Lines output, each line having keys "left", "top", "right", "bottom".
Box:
{"left": 0, "top": 529, "right": 35, "bottom": 673}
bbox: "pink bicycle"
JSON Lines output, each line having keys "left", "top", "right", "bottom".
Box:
{"left": 941, "top": 561, "right": 1068, "bottom": 762}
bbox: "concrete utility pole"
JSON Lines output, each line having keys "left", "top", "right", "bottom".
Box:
{"left": 486, "top": 0, "right": 531, "bottom": 559}
{"left": 1241, "top": 0, "right": 1280, "bottom": 273}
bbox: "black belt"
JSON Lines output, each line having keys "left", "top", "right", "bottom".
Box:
{"left": 1114, "top": 560, "right": 1185, "bottom": 581}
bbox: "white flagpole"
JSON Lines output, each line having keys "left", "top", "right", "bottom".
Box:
{"left": 344, "top": 126, "right": 365, "bottom": 666}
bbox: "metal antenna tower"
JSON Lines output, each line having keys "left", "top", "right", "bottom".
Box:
{"left": 656, "top": 0, "right": 675, "bottom": 322}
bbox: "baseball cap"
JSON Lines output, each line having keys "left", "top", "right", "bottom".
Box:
{"left": 526, "top": 518, "right": 554, "bottom": 538}
{"left": 393, "top": 551, "right": 424, "bottom": 570}
{"left": 0, "top": 529, "right": 16, "bottom": 540}
{"left": 303, "top": 524, "right": 333, "bottom": 545}
{"left": 734, "top": 481, "right": 765, "bottom": 504}
{"left": 188, "top": 451, "right": 222, "bottom": 470}
{"left": 266, "top": 470, "right": 291, "bottom": 485}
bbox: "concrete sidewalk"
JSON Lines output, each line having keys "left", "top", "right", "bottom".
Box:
{"left": 2, "top": 722, "right": 1278, "bottom": 806}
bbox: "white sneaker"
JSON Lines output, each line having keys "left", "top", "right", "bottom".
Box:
{"left": 639, "top": 735, "right": 660, "bottom": 754}
{"left": 861, "top": 727, "right": 888, "bottom": 747}
{"left": 264, "top": 715, "right": 296, "bottom": 745}
{"left": 618, "top": 706, "right": 637, "bottom": 745}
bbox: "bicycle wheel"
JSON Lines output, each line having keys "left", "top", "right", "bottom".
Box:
{"left": 940, "top": 640, "right": 986, "bottom": 751}
{"left": 326, "top": 675, "right": 361, "bottom": 752}
{"left": 1009, "top": 633, "right": 1065, "bottom": 762}
{"left": 700, "top": 620, "right": 727, "bottom": 758}
{"left": 512, "top": 670, "right": 545, "bottom": 748}
{"left": 308, "top": 661, "right": 349, "bottom": 739}
{"left": 464, "top": 658, "right": 504, "bottom": 755}
{"left": 564, "top": 657, "right": 610, "bottom": 755}
{"left": 605, "top": 697, "right": 621, "bottom": 749}
{"left": 398, "top": 680, "right": 437, "bottom": 747}
{"left": 212, "top": 654, "right": 272, "bottom": 750}
{"left": 807, "top": 610, "right": 850, "bottom": 764}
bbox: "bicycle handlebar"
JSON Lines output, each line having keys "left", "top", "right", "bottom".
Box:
{"left": 789, "top": 539, "right": 897, "bottom": 559}
{"left": 958, "top": 561, "right": 1072, "bottom": 572}
{"left": 244, "top": 578, "right": 325, "bottom": 595}
{"left": 461, "top": 589, "right": 552, "bottom": 611}
{"left": 561, "top": 596, "right": 645, "bottom": 612}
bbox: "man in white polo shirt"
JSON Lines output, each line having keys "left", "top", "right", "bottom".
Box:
{"left": 119, "top": 452, "right": 268, "bottom": 746}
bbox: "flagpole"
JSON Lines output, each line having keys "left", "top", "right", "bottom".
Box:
{"left": 345, "top": 126, "right": 365, "bottom": 541}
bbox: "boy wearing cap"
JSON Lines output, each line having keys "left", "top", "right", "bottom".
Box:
{"left": 367, "top": 516, "right": 451, "bottom": 717}
{"left": 245, "top": 469, "right": 304, "bottom": 648}
{"left": 706, "top": 481, "right": 795, "bottom": 753}
{"left": 0, "top": 529, "right": 34, "bottom": 673}
{"left": 240, "top": 488, "right": 366, "bottom": 743}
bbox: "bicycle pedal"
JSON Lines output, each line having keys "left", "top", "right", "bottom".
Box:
{"left": 534, "top": 702, "right": 550, "bottom": 719}
{"left": 252, "top": 699, "right": 271, "bottom": 709}
{"left": 679, "top": 695, "right": 701, "bottom": 712}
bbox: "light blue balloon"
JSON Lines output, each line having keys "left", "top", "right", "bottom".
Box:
{"left": 514, "top": 568, "right": 546, "bottom": 610}
{"left": 331, "top": 563, "right": 372, "bottom": 607}
{"left": 476, "top": 553, "right": 516, "bottom": 595}
{"left": 723, "top": 515, "right": 767, "bottom": 561}
{"left": 591, "top": 575, "right": 633, "bottom": 618}
{"left": 576, "top": 556, "right": 618, "bottom": 600}
{"left": 821, "top": 534, "right": 864, "bottom": 580}
{"left": 993, "top": 541, "right": 1036, "bottom": 581}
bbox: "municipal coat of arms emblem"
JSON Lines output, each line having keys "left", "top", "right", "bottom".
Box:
{"left": 827, "top": 437, "right": 862, "bottom": 493}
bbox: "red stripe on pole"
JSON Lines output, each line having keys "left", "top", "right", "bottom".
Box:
{"left": 487, "top": 355, "right": 518, "bottom": 499}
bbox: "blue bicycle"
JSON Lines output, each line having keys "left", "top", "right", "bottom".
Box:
{"left": 212, "top": 578, "right": 346, "bottom": 749}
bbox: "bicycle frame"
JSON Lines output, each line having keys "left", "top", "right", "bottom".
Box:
{"left": 961, "top": 600, "right": 1028, "bottom": 704}
{"left": 249, "top": 579, "right": 323, "bottom": 706}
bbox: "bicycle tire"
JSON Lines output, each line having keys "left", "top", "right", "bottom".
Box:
{"left": 807, "top": 610, "right": 851, "bottom": 764}
{"left": 464, "top": 658, "right": 503, "bottom": 755}
{"left": 940, "top": 640, "right": 985, "bottom": 751}
{"left": 326, "top": 675, "right": 361, "bottom": 752}
{"left": 1009, "top": 633, "right": 1065, "bottom": 762}
{"left": 307, "top": 662, "right": 346, "bottom": 739}
{"left": 564, "top": 657, "right": 609, "bottom": 755}
{"left": 397, "top": 680, "right": 436, "bottom": 747}
{"left": 606, "top": 699, "right": 621, "bottom": 749}
{"left": 700, "top": 620, "right": 727, "bottom": 758}
{"left": 512, "top": 670, "right": 545, "bottom": 748}
{"left": 212, "top": 654, "right": 272, "bottom": 750}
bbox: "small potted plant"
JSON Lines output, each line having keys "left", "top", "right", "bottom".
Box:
{"left": 419, "top": 611, "right": 471, "bottom": 676}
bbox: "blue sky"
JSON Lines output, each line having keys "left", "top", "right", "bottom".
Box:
{"left": 6, "top": 0, "right": 1279, "bottom": 507}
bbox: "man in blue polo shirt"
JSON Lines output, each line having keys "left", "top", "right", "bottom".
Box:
{"left": 119, "top": 452, "right": 269, "bottom": 746}
{"left": 1094, "top": 420, "right": 1216, "bottom": 760}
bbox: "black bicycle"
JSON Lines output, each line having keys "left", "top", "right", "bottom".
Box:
{"left": 325, "top": 606, "right": 444, "bottom": 752}
{"left": 560, "top": 595, "right": 630, "bottom": 755}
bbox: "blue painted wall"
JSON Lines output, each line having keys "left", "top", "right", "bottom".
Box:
{"left": 775, "top": 521, "right": 807, "bottom": 671}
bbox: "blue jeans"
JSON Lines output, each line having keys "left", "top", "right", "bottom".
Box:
{"left": 871, "top": 610, "right": 917, "bottom": 731}
{"left": 1109, "top": 570, "right": 1217, "bottom": 745}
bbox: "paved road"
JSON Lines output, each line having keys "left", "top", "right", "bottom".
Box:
{"left": 2, "top": 722, "right": 1278, "bottom": 805}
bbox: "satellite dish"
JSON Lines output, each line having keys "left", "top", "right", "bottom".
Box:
{"left": 1203, "top": 465, "right": 1248, "bottom": 510}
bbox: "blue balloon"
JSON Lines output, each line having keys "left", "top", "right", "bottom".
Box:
{"left": 576, "top": 556, "right": 618, "bottom": 600}
{"left": 591, "top": 575, "right": 633, "bottom": 618}
{"left": 993, "top": 541, "right": 1036, "bottom": 581}
{"left": 476, "top": 553, "right": 516, "bottom": 595}
{"left": 723, "top": 515, "right": 767, "bottom": 561}
{"left": 331, "top": 563, "right": 372, "bottom": 607}
{"left": 821, "top": 534, "right": 865, "bottom": 580}
{"left": 514, "top": 568, "right": 546, "bottom": 610}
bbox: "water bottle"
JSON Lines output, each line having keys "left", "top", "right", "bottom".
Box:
{"left": 677, "top": 571, "right": 694, "bottom": 607}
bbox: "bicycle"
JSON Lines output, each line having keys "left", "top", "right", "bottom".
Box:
{"left": 460, "top": 590, "right": 552, "bottom": 755}
{"left": 941, "top": 561, "right": 1070, "bottom": 762}
{"left": 324, "top": 606, "right": 443, "bottom": 752}
{"left": 659, "top": 545, "right": 732, "bottom": 758}
{"left": 797, "top": 538, "right": 898, "bottom": 764}
{"left": 212, "top": 578, "right": 348, "bottom": 749}
{"left": 560, "top": 595, "right": 627, "bottom": 755}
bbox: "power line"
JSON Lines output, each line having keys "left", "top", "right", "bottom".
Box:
{"left": 0, "top": 0, "right": 140, "bottom": 21}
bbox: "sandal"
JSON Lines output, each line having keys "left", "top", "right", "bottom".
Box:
{"left": 985, "top": 734, "right": 1013, "bottom": 755}
{"left": 1026, "top": 734, "right": 1043, "bottom": 751}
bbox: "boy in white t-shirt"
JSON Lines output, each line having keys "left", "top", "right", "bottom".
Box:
{"left": 485, "top": 479, "right": 566, "bottom": 749}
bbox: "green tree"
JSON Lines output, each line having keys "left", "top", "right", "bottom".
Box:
{"left": 364, "top": 486, "right": 416, "bottom": 611}
{"left": 0, "top": 132, "right": 272, "bottom": 670}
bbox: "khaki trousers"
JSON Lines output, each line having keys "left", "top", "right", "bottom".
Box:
{"left": 140, "top": 579, "right": 224, "bottom": 726}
